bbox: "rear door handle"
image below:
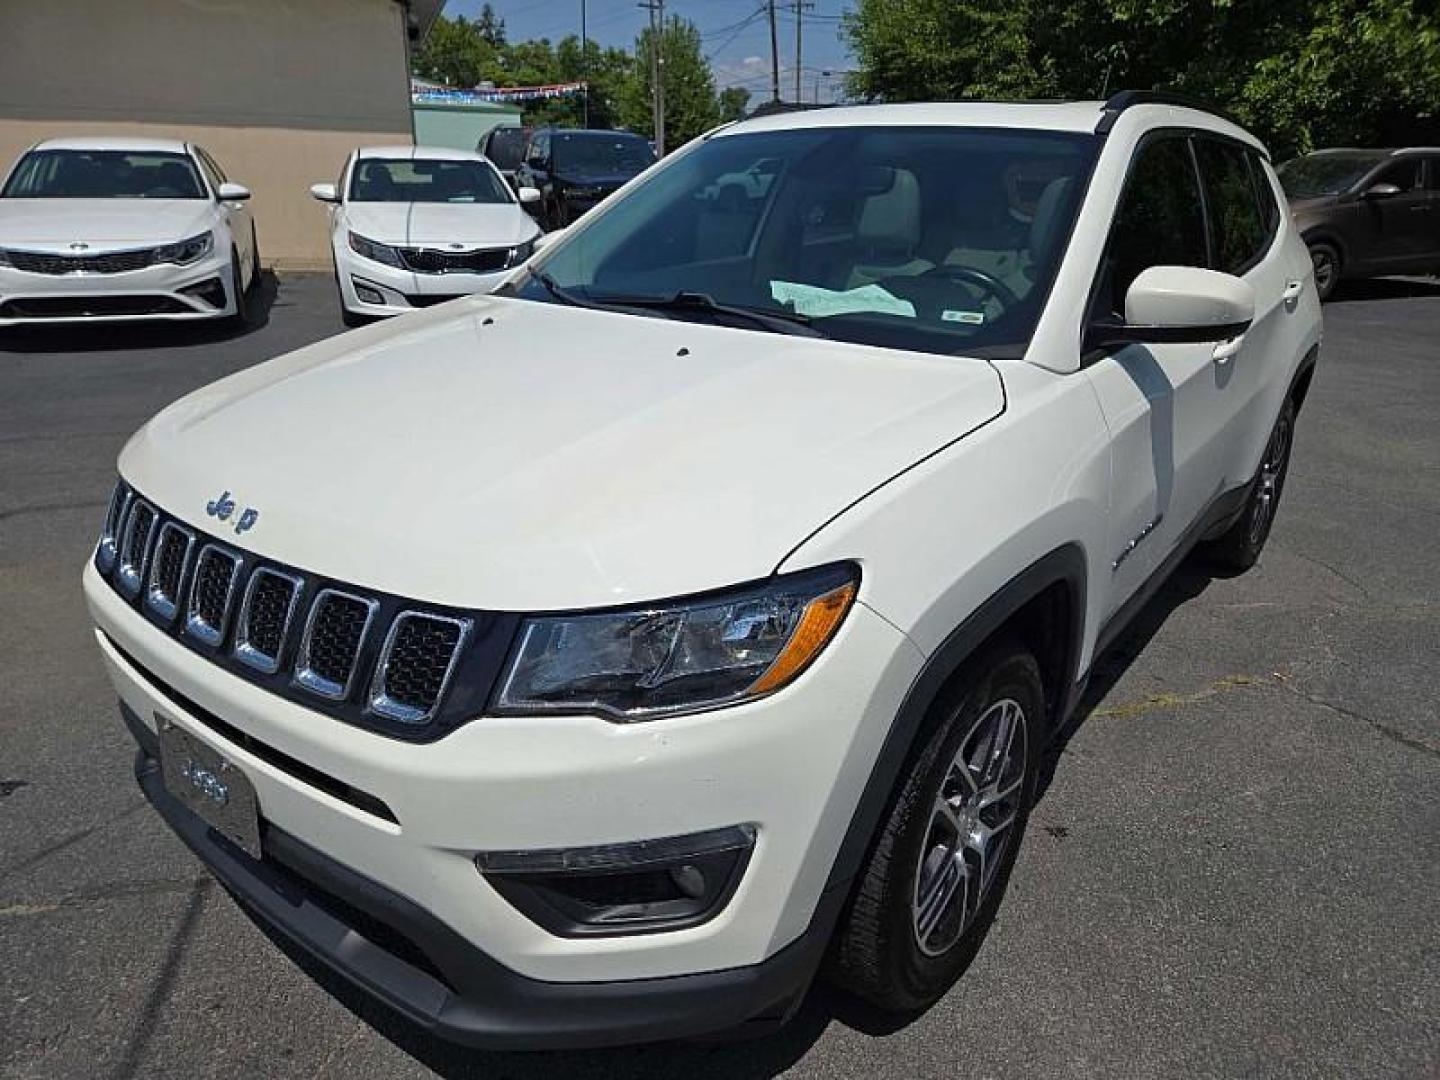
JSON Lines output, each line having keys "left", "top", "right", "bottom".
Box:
{"left": 1282, "top": 279, "right": 1304, "bottom": 301}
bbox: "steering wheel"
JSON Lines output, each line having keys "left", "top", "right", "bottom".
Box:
{"left": 918, "top": 264, "right": 1021, "bottom": 311}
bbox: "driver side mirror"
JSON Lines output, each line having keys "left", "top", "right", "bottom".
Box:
{"left": 517, "top": 186, "right": 541, "bottom": 205}
{"left": 1360, "top": 181, "right": 1401, "bottom": 200}
{"left": 1087, "top": 265, "right": 1255, "bottom": 349}
{"left": 217, "top": 181, "right": 251, "bottom": 202}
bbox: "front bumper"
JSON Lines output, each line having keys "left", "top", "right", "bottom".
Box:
{"left": 336, "top": 249, "right": 512, "bottom": 319}
{"left": 84, "top": 558, "right": 922, "bottom": 996}
{"left": 0, "top": 254, "right": 234, "bottom": 325}
{"left": 126, "top": 707, "right": 838, "bottom": 1048}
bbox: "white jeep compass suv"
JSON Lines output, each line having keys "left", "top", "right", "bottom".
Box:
{"left": 84, "top": 94, "right": 1321, "bottom": 1048}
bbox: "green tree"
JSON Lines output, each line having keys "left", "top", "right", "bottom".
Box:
{"left": 620, "top": 16, "right": 722, "bottom": 148}
{"left": 475, "top": 2, "right": 507, "bottom": 48}
{"left": 843, "top": 0, "right": 1440, "bottom": 158}
{"left": 411, "top": 14, "right": 504, "bottom": 88}
{"left": 719, "top": 86, "right": 753, "bottom": 122}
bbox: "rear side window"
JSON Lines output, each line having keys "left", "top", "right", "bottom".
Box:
{"left": 1246, "top": 152, "right": 1281, "bottom": 234}
{"left": 1195, "top": 139, "right": 1267, "bottom": 275}
{"left": 1096, "top": 136, "right": 1208, "bottom": 317}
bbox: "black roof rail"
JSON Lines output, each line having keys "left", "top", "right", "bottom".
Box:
{"left": 1096, "top": 90, "right": 1239, "bottom": 134}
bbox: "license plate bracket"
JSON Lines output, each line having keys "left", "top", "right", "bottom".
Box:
{"left": 157, "top": 715, "right": 262, "bottom": 860}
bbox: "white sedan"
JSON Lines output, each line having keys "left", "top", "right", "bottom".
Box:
{"left": 311, "top": 146, "right": 543, "bottom": 326}
{"left": 0, "top": 137, "right": 259, "bottom": 327}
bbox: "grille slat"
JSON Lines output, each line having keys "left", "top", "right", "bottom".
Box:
{"left": 97, "top": 482, "right": 131, "bottom": 572}
{"left": 186, "top": 544, "right": 241, "bottom": 646}
{"left": 234, "top": 569, "right": 303, "bottom": 674}
{"left": 116, "top": 501, "right": 157, "bottom": 596}
{"left": 145, "top": 523, "right": 194, "bottom": 621}
{"left": 296, "top": 590, "right": 378, "bottom": 700}
{"left": 370, "top": 613, "right": 470, "bottom": 724}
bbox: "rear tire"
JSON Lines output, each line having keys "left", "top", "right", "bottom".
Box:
{"left": 1204, "top": 396, "right": 1296, "bottom": 571}
{"left": 828, "top": 641, "right": 1043, "bottom": 1012}
{"left": 1308, "top": 241, "right": 1341, "bottom": 302}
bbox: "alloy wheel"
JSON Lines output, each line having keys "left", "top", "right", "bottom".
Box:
{"left": 911, "top": 698, "right": 1028, "bottom": 957}
{"left": 1311, "top": 248, "right": 1335, "bottom": 297}
{"left": 1248, "top": 410, "right": 1292, "bottom": 547}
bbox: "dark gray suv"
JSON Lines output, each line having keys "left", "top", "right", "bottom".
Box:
{"left": 1278, "top": 148, "right": 1440, "bottom": 299}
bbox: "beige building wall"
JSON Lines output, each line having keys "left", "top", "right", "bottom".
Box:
{"left": 0, "top": 0, "right": 416, "bottom": 269}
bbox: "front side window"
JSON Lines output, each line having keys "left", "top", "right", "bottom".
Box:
{"left": 194, "top": 147, "right": 227, "bottom": 193}
{"left": 517, "top": 126, "right": 1097, "bottom": 359}
{"left": 1096, "top": 136, "right": 1208, "bottom": 318}
{"left": 348, "top": 159, "right": 512, "bottom": 204}
{"left": 1195, "top": 139, "right": 1268, "bottom": 275}
{"left": 1, "top": 150, "right": 205, "bottom": 199}
{"left": 1370, "top": 158, "right": 1421, "bottom": 192}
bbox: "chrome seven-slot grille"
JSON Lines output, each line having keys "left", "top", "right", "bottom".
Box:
{"left": 96, "top": 482, "right": 501, "bottom": 738}
{"left": 4, "top": 247, "right": 160, "bottom": 275}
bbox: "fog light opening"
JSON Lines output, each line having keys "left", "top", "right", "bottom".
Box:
{"left": 352, "top": 279, "right": 386, "bottom": 306}
{"left": 476, "top": 824, "right": 755, "bottom": 938}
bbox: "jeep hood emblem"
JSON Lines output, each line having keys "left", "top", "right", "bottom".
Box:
{"left": 206, "top": 490, "right": 259, "bottom": 534}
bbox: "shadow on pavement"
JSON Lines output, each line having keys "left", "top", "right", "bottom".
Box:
{"left": 0, "top": 270, "right": 281, "bottom": 353}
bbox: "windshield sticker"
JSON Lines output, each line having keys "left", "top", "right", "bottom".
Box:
{"left": 941, "top": 309, "right": 986, "bottom": 324}
{"left": 769, "top": 281, "right": 916, "bottom": 320}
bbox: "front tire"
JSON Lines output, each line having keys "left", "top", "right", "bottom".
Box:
{"left": 248, "top": 224, "right": 261, "bottom": 288}
{"left": 1308, "top": 241, "right": 1341, "bottom": 302}
{"left": 227, "top": 248, "right": 248, "bottom": 326}
{"left": 1204, "top": 396, "right": 1296, "bottom": 571}
{"left": 828, "top": 642, "right": 1043, "bottom": 1012}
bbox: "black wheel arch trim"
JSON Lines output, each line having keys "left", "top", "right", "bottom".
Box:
{"left": 822, "top": 543, "right": 1087, "bottom": 896}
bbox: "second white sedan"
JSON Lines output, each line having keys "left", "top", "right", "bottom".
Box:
{"left": 311, "top": 146, "right": 542, "bottom": 325}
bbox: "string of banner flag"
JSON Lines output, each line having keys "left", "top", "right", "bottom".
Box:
{"left": 411, "top": 82, "right": 588, "bottom": 105}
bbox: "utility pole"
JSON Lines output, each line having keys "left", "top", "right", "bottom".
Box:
{"left": 792, "top": 1, "right": 813, "bottom": 105}
{"left": 581, "top": 0, "right": 588, "bottom": 128}
{"left": 767, "top": 0, "right": 780, "bottom": 103}
{"left": 639, "top": 0, "right": 665, "bottom": 154}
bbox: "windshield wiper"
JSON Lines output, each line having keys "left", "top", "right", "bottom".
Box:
{"left": 591, "top": 291, "right": 822, "bottom": 337}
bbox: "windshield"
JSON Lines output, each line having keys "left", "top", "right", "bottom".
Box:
{"left": 553, "top": 133, "right": 656, "bottom": 174}
{"left": 484, "top": 129, "right": 527, "bottom": 172}
{"left": 349, "top": 159, "right": 512, "bottom": 204}
{"left": 515, "top": 126, "right": 1097, "bottom": 358}
{"left": 1, "top": 150, "right": 205, "bottom": 199}
{"left": 1277, "top": 152, "right": 1388, "bottom": 197}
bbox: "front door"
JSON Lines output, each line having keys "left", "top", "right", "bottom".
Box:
{"left": 1351, "top": 157, "right": 1431, "bottom": 273}
{"left": 1083, "top": 133, "right": 1237, "bottom": 616}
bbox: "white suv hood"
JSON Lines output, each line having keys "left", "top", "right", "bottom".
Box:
{"left": 0, "top": 199, "right": 212, "bottom": 249}
{"left": 119, "top": 296, "right": 1004, "bottom": 610}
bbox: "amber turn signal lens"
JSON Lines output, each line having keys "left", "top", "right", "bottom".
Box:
{"left": 747, "top": 581, "right": 858, "bottom": 696}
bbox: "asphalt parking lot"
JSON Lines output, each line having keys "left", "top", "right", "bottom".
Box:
{"left": 1, "top": 274, "right": 1437, "bottom": 1079}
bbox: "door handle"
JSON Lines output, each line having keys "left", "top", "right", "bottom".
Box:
{"left": 1212, "top": 336, "right": 1243, "bottom": 365}
{"left": 1282, "top": 279, "right": 1304, "bottom": 301}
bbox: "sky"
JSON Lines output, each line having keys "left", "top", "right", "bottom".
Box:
{"left": 442, "top": 0, "right": 858, "bottom": 104}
